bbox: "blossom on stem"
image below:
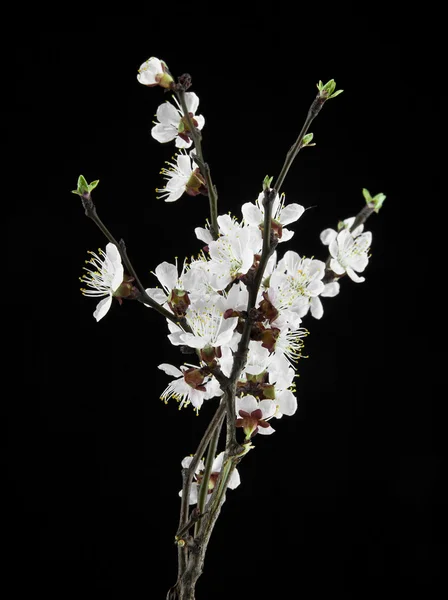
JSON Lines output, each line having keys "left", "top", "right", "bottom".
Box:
{"left": 320, "top": 226, "right": 372, "bottom": 283}
{"left": 145, "top": 259, "right": 210, "bottom": 316}
{"left": 172, "top": 297, "right": 239, "bottom": 352}
{"left": 158, "top": 363, "right": 221, "bottom": 411}
{"left": 235, "top": 394, "right": 276, "bottom": 439}
{"left": 205, "top": 223, "right": 262, "bottom": 289}
{"left": 152, "top": 92, "right": 205, "bottom": 148}
{"left": 156, "top": 150, "right": 206, "bottom": 202}
{"left": 269, "top": 251, "right": 326, "bottom": 319}
{"left": 137, "top": 57, "right": 173, "bottom": 89}
{"left": 79, "top": 243, "right": 124, "bottom": 321}
{"left": 242, "top": 191, "right": 305, "bottom": 242}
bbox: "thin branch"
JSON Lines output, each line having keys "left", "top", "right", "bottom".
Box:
{"left": 273, "top": 93, "right": 326, "bottom": 195}
{"left": 194, "top": 415, "right": 222, "bottom": 536}
{"left": 175, "top": 89, "right": 219, "bottom": 241}
{"left": 176, "top": 400, "right": 226, "bottom": 541}
{"left": 80, "top": 194, "right": 190, "bottom": 330}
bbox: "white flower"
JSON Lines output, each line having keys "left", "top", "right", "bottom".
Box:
{"left": 145, "top": 258, "right": 209, "bottom": 307}
{"left": 269, "top": 251, "right": 326, "bottom": 319}
{"left": 152, "top": 92, "right": 205, "bottom": 148}
{"left": 176, "top": 297, "right": 239, "bottom": 350}
{"left": 235, "top": 394, "right": 276, "bottom": 438}
{"left": 137, "top": 57, "right": 173, "bottom": 88}
{"left": 242, "top": 191, "right": 305, "bottom": 242}
{"left": 156, "top": 150, "right": 205, "bottom": 202}
{"left": 80, "top": 243, "right": 124, "bottom": 322}
{"left": 158, "top": 363, "right": 221, "bottom": 411}
{"left": 272, "top": 326, "right": 308, "bottom": 368}
{"left": 321, "top": 227, "right": 372, "bottom": 283}
{"left": 206, "top": 225, "right": 262, "bottom": 289}
{"left": 179, "top": 452, "right": 240, "bottom": 505}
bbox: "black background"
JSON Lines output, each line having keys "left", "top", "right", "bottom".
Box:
{"left": 2, "top": 10, "right": 444, "bottom": 599}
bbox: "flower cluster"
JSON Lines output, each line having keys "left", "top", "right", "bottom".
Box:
{"left": 78, "top": 58, "right": 382, "bottom": 509}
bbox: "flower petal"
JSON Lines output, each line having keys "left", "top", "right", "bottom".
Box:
{"left": 310, "top": 296, "right": 323, "bottom": 319}
{"left": 93, "top": 296, "right": 112, "bottom": 322}
{"left": 321, "top": 281, "right": 340, "bottom": 297}
{"left": 158, "top": 363, "right": 183, "bottom": 378}
{"left": 228, "top": 468, "right": 241, "bottom": 489}
{"left": 151, "top": 123, "right": 177, "bottom": 144}
{"left": 155, "top": 261, "right": 178, "bottom": 291}
{"left": 156, "top": 101, "right": 180, "bottom": 126}
{"left": 346, "top": 267, "right": 365, "bottom": 283}
{"left": 320, "top": 228, "right": 337, "bottom": 245}
{"left": 330, "top": 258, "right": 345, "bottom": 275}
{"left": 276, "top": 389, "right": 298, "bottom": 416}
{"left": 236, "top": 395, "right": 259, "bottom": 415}
{"left": 280, "top": 203, "right": 305, "bottom": 225}
{"left": 241, "top": 202, "right": 263, "bottom": 226}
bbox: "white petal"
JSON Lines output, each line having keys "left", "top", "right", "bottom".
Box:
{"left": 211, "top": 452, "right": 224, "bottom": 472}
{"left": 279, "top": 203, "right": 305, "bottom": 225}
{"left": 257, "top": 425, "right": 275, "bottom": 435}
{"left": 228, "top": 468, "right": 241, "bottom": 489}
{"left": 346, "top": 268, "right": 365, "bottom": 283}
{"left": 144, "top": 287, "right": 169, "bottom": 305}
{"left": 189, "top": 389, "right": 205, "bottom": 409}
{"left": 156, "top": 101, "right": 180, "bottom": 126}
{"left": 279, "top": 229, "right": 294, "bottom": 242}
{"left": 181, "top": 456, "right": 205, "bottom": 471}
{"left": 158, "top": 363, "right": 183, "bottom": 378}
{"left": 321, "top": 281, "right": 340, "bottom": 297}
{"left": 93, "top": 296, "right": 112, "bottom": 321}
{"left": 359, "top": 231, "right": 372, "bottom": 248}
{"left": 320, "top": 228, "right": 337, "bottom": 245}
{"left": 277, "top": 390, "right": 298, "bottom": 416}
{"left": 195, "top": 227, "right": 213, "bottom": 245}
{"left": 185, "top": 92, "right": 199, "bottom": 115}
{"left": 259, "top": 399, "right": 277, "bottom": 419}
{"left": 195, "top": 115, "right": 205, "bottom": 130}
{"left": 179, "top": 333, "right": 209, "bottom": 349}
{"left": 236, "top": 395, "right": 259, "bottom": 415}
{"left": 164, "top": 186, "right": 185, "bottom": 202}
{"left": 330, "top": 258, "right": 345, "bottom": 275}
{"left": 155, "top": 262, "right": 178, "bottom": 291}
{"left": 310, "top": 296, "right": 323, "bottom": 319}
{"left": 151, "top": 123, "right": 177, "bottom": 143}
{"left": 214, "top": 318, "right": 238, "bottom": 347}
{"left": 217, "top": 214, "right": 235, "bottom": 235}
{"left": 184, "top": 92, "right": 200, "bottom": 114}
{"left": 307, "top": 280, "right": 325, "bottom": 296}
{"left": 188, "top": 483, "right": 199, "bottom": 505}
{"left": 349, "top": 255, "right": 369, "bottom": 273}
{"left": 174, "top": 136, "right": 193, "bottom": 149}
{"left": 111, "top": 262, "right": 124, "bottom": 292}
{"left": 241, "top": 202, "right": 263, "bottom": 225}
{"left": 176, "top": 153, "right": 192, "bottom": 175}
{"left": 329, "top": 239, "right": 339, "bottom": 259}
{"left": 307, "top": 259, "right": 326, "bottom": 279}
{"left": 106, "top": 243, "right": 121, "bottom": 263}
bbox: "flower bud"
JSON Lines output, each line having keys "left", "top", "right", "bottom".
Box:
{"left": 137, "top": 57, "right": 174, "bottom": 89}
{"left": 168, "top": 288, "right": 191, "bottom": 318}
{"left": 185, "top": 168, "right": 207, "bottom": 196}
